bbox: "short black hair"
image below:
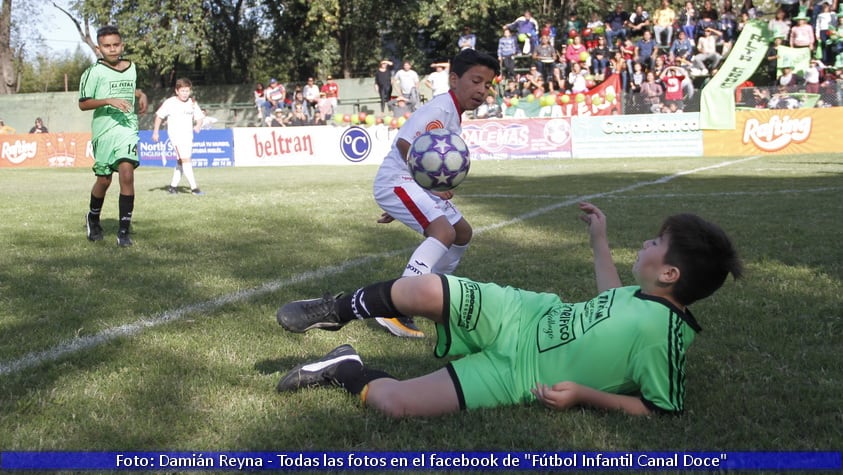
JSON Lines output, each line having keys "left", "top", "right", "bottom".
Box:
{"left": 96, "top": 25, "right": 121, "bottom": 40}
{"left": 660, "top": 214, "right": 743, "bottom": 305}
{"left": 450, "top": 49, "right": 500, "bottom": 77}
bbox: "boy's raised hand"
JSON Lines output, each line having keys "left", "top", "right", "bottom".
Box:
{"left": 578, "top": 201, "right": 608, "bottom": 245}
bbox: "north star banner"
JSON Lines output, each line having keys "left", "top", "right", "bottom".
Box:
{"left": 700, "top": 20, "right": 772, "bottom": 130}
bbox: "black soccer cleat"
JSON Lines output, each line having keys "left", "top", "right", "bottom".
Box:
{"left": 167, "top": 185, "right": 178, "bottom": 194}
{"left": 276, "top": 344, "right": 362, "bottom": 392}
{"left": 276, "top": 293, "right": 346, "bottom": 333}
{"left": 375, "top": 317, "right": 425, "bottom": 338}
{"left": 116, "top": 228, "right": 133, "bottom": 247}
{"left": 85, "top": 213, "right": 104, "bottom": 242}
{"left": 191, "top": 188, "right": 205, "bottom": 196}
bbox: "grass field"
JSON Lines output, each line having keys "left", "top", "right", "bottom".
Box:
{"left": 0, "top": 155, "right": 841, "bottom": 464}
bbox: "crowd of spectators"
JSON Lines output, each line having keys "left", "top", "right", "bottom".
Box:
{"left": 251, "top": 0, "right": 843, "bottom": 122}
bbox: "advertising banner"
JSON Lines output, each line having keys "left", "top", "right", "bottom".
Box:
{"left": 462, "top": 118, "right": 572, "bottom": 160}
{"left": 232, "top": 125, "right": 393, "bottom": 167}
{"left": 703, "top": 107, "right": 841, "bottom": 155}
{"left": 138, "top": 129, "right": 235, "bottom": 168}
{"left": 0, "top": 133, "right": 92, "bottom": 168}
{"left": 570, "top": 112, "right": 703, "bottom": 158}
{"left": 700, "top": 20, "right": 772, "bottom": 130}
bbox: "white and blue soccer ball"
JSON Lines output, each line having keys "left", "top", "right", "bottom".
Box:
{"left": 407, "top": 128, "right": 470, "bottom": 192}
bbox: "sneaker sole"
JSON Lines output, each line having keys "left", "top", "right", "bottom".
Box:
{"left": 375, "top": 317, "right": 425, "bottom": 338}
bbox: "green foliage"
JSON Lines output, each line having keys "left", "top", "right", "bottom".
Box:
{"left": 17, "top": 47, "right": 93, "bottom": 93}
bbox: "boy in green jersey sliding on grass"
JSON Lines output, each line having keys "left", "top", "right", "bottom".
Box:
{"left": 275, "top": 202, "right": 742, "bottom": 416}
{"left": 80, "top": 25, "right": 148, "bottom": 247}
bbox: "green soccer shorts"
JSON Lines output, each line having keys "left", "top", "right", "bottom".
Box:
{"left": 91, "top": 129, "right": 139, "bottom": 176}
{"left": 435, "top": 274, "right": 562, "bottom": 410}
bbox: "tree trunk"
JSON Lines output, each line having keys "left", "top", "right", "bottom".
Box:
{"left": 0, "top": 0, "right": 17, "bottom": 94}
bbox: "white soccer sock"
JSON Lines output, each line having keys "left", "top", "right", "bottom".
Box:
{"left": 431, "top": 243, "right": 468, "bottom": 275}
{"left": 170, "top": 164, "right": 183, "bottom": 188}
{"left": 402, "top": 237, "right": 449, "bottom": 277}
{"left": 182, "top": 161, "right": 198, "bottom": 190}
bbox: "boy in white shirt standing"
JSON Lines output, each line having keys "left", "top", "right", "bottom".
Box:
{"left": 152, "top": 78, "right": 205, "bottom": 195}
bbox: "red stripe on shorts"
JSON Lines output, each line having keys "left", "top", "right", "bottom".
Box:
{"left": 393, "top": 186, "right": 430, "bottom": 229}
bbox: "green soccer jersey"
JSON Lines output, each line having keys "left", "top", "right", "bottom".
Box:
{"left": 79, "top": 60, "right": 139, "bottom": 141}
{"left": 522, "top": 286, "right": 700, "bottom": 413}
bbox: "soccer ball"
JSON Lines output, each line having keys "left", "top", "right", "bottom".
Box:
{"left": 407, "top": 129, "right": 470, "bottom": 192}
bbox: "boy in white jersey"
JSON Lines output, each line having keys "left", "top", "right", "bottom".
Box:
{"left": 276, "top": 203, "right": 742, "bottom": 417}
{"left": 80, "top": 25, "right": 148, "bottom": 247}
{"left": 152, "top": 78, "right": 205, "bottom": 195}
{"left": 372, "top": 48, "right": 499, "bottom": 338}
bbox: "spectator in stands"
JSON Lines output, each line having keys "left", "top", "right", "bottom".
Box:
{"left": 498, "top": 27, "right": 519, "bottom": 80}
{"left": 692, "top": 27, "right": 723, "bottom": 76}
{"left": 474, "top": 94, "right": 503, "bottom": 119}
{"left": 789, "top": 10, "right": 815, "bottom": 50}
{"left": 317, "top": 92, "right": 334, "bottom": 120}
{"left": 269, "top": 108, "right": 287, "bottom": 127}
{"left": 425, "top": 62, "right": 451, "bottom": 97}
{"left": 653, "top": 0, "right": 676, "bottom": 48}
{"left": 303, "top": 77, "right": 320, "bottom": 117}
{"left": 605, "top": 2, "right": 630, "bottom": 49}
{"left": 29, "top": 117, "right": 48, "bottom": 133}
{"left": 804, "top": 59, "right": 825, "bottom": 93}
{"left": 769, "top": 8, "right": 792, "bottom": 40}
{"left": 566, "top": 12, "right": 584, "bottom": 36}
{"left": 590, "top": 36, "right": 611, "bottom": 81}
{"left": 621, "top": 37, "right": 636, "bottom": 75}
{"left": 503, "top": 79, "right": 522, "bottom": 99}
{"left": 290, "top": 89, "right": 311, "bottom": 120}
{"left": 679, "top": 2, "right": 699, "bottom": 42}
{"left": 568, "top": 61, "right": 589, "bottom": 94}
{"left": 660, "top": 65, "right": 689, "bottom": 110}
{"left": 534, "top": 35, "right": 558, "bottom": 90}
{"left": 393, "top": 61, "right": 421, "bottom": 111}
{"left": 720, "top": 0, "right": 739, "bottom": 55}
{"left": 629, "top": 61, "right": 646, "bottom": 110}
{"left": 769, "top": 84, "right": 802, "bottom": 108}
{"left": 458, "top": 26, "right": 476, "bottom": 50}
{"left": 586, "top": 12, "right": 606, "bottom": 43}
{"left": 766, "top": 35, "right": 785, "bottom": 83}
{"left": 254, "top": 82, "right": 269, "bottom": 120}
{"left": 265, "top": 79, "right": 286, "bottom": 115}
{"left": 610, "top": 51, "right": 629, "bottom": 91}
{"left": 815, "top": 3, "right": 835, "bottom": 64}
{"left": 287, "top": 103, "right": 309, "bottom": 126}
{"left": 389, "top": 96, "right": 413, "bottom": 118}
{"left": 670, "top": 30, "right": 695, "bottom": 67}
{"left": 565, "top": 34, "right": 588, "bottom": 68}
{"left": 640, "top": 70, "right": 664, "bottom": 112}
{"left": 505, "top": 10, "right": 540, "bottom": 54}
{"left": 374, "top": 59, "right": 394, "bottom": 113}
{"left": 652, "top": 54, "right": 668, "bottom": 77}
{"left": 778, "top": 65, "right": 803, "bottom": 90}
{"left": 779, "top": 0, "right": 800, "bottom": 20}
{"left": 635, "top": 29, "right": 658, "bottom": 72}
{"left": 628, "top": 4, "right": 651, "bottom": 38}
{"left": 0, "top": 119, "right": 16, "bottom": 134}
{"left": 321, "top": 75, "right": 340, "bottom": 110}
{"left": 541, "top": 20, "right": 558, "bottom": 47}
{"left": 739, "top": 0, "right": 757, "bottom": 18}
{"left": 697, "top": 0, "right": 719, "bottom": 37}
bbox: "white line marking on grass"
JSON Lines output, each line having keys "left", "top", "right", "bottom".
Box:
{"left": 464, "top": 186, "right": 843, "bottom": 201}
{"left": 0, "top": 155, "right": 762, "bottom": 376}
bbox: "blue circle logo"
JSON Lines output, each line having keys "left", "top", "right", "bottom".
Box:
{"left": 340, "top": 127, "right": 372, "bottom": 163}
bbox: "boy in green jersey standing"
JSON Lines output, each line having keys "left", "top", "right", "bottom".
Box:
{"left": 80, "top": 25, "right": 148, "bottom": 247}
{"left": 275, "top": 202, "right": 742, "bottom": 417}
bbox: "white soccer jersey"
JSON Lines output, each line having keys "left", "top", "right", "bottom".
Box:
{"left": 156, "top": 96, "right": 203, "bottom": 143}
{"left": 376, "top": 91, "right": 464, "bottom": 181}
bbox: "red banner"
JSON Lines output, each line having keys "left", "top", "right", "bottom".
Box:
{"left": 0, "top": 133, "right": 93, "bottom": 168}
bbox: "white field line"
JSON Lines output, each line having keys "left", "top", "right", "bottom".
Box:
{"left": 0, "top": 155, "right": 762, "bottom": 377}
{"left": 462, "top": 186, "right": 843, "bottom": 201}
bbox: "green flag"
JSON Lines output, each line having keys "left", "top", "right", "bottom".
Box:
{"left": 700, "top": 20, "right": 772, "bottom": 129}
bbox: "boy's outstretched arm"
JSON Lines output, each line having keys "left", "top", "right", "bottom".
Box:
{"left": 578, "top": 202, "right": 622, "bottom": 292}
{"left": 532, "top": 381, "right": 653, "bottom": 416}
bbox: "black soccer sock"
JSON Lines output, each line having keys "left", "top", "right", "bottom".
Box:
{"left": 89, "top": 194, "right": 105, "bottom": 222}
{"left": 118, "top": 194, "right": 134, "bottom": 232}
{"left": 335, "top": 279, "right": 408, "bottom": 323}
{"left": 335, "top": 362, "right": 393, "bottom": 396}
